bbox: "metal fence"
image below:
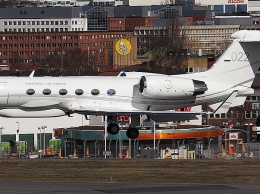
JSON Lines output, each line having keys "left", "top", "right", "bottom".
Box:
{"left": 61, "top": 139, "right": 260, "bottom": 160}
{"left": 1, "top": 138, "right": 260, "bottom": 160}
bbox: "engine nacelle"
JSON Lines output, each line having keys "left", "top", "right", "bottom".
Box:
{"left": 138, "top": 75, "right": 208, "bottom": 99}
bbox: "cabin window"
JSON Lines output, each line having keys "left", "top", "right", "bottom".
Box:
{"left": 91, "top": 89, "right": 100, "bottom": 95}
{"left": 26, "top": 88, "right": 35, "bottom": 95}
{"left": 59, "top": 89, "right": 67, "bottom": 95}
{"left": 43, "top": 88, "right": 51, "bottom": 95}
{"left": 75, "top": 89, "right": 84, "bottom": 95}
{"left": 107, "top": 89, "right": 116, "bottom": 96}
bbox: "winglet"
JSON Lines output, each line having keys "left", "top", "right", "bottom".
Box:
{"left": 29, "top": 70, "right": 35, "bottom": 78}
{"left": 213, "top": 90, "right": 239, "bottom": 114}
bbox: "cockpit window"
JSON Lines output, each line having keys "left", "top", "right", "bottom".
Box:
{"left": 26, "top": 89, "right": 35, "bottom": 95}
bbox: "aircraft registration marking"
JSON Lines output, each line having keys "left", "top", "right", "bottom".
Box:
{"left": 231, "top": 52, "right": 249, "bottom": 61}
{"left": 25, "top": 82, "right": 67, "bottom": 86}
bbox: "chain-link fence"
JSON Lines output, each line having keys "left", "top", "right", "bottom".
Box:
{"left": 2, "top": 137, "right": 260, "bottom": 160}
{"left": 59, "top": 139, "right": 260, "bottom": 160}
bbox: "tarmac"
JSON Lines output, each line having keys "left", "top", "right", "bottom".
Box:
{"left": 0, "top": 182, "right": 260, "bottom": 194}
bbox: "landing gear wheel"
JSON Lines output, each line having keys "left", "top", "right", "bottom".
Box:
{"left": 107, "top": 123, "right": 120, "bottom": 135}
{"left": 126, "top": 128, "right": 139, "bottom": 139}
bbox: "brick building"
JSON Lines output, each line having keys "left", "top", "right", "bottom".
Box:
{"left": 108, "top": 17, "right": 156, "bottom": 31}
{"left": 0, "top": 31, "right": 133, "bottom": 73}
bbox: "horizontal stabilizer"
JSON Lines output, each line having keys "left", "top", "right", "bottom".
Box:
{"left": 213, "top": 90, "right": 238, "bottom": 114}
{"left": 209, "top": 96, "right": 247, "bottom": 111}
{"left": 230, "top": 96, "right": 247, "bottom": 107}
{"left": 209, "top": 102, "right": 221, "bottom": 112}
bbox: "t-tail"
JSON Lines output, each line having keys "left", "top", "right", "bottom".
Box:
{"left": 206, "top": 30, "right": 260, "bottom": 87}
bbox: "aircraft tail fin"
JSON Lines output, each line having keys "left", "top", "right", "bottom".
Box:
{"left": 205, "top": 30, "right": 260, "bottom": 87}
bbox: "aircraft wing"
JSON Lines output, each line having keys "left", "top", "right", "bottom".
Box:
{"left": 73, "top": 106, "right": 207, "bottom": 116}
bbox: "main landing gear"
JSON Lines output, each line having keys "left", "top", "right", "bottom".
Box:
{"left": 107, "top": 123, "right": 139, "bottom": 139}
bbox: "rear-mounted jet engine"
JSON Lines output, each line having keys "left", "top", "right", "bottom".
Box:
{"left": 138, "top": 75, "right": 208, "bottom": 99}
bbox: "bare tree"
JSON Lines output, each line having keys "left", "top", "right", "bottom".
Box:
{"left": 148, "top": 15, "right": 188, "bottom": 74}
{"left": 45, "top": 48, "right": 97, "bottom": 76}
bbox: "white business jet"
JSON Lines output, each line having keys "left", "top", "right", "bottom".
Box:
{"left": 0, "top": 30, "right": 258, "bottom": 139}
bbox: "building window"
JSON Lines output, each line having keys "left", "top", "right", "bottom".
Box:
{"left": 26, "top": 89, "right": 35, "bottom": 95}
{"left": 43, "top": 89, "right": 51, "bottom": 95}
{"left": 75, "top": 89, "right": 84, "bottom": 95}
{"left": 245, "top": 111, "right": 251, "bottom": 119}
{"left": 86, "top": 7, "right": 108, "bottom": 31}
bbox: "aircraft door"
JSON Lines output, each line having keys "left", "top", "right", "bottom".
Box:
{"left": 0, "top": 83, "right": 9, "bottom": 105}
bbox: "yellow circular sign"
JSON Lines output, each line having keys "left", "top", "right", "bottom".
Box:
{"left": 115, "top": 39, "right": 131, "bottom": 55}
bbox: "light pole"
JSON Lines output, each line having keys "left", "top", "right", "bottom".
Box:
{"left": 245, "top": 123, "right": 252, "bottom": 156}
{"left": 0, "top": 127, "right": 4, "bottom": 157}
{"left": 104, "top": 115, "right": 107, "bottom": 159}
{"left": 41, "top": 126, "right": 47, "bottom": 156}
{"left": 16, "top": 122, "right": 20, "bottom": 158}
{"left": 0, "top": 127, "right": 3, "bottom": 144}
{"left": 38, "top": 127, "right": 42, "bottom": 158}
{"left": 224, "top": 128, "right": 227, "bottom": 155}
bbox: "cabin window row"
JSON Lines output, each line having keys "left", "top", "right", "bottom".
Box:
{"left": 26, "top": 88, "right": 116, "bottom": 96}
